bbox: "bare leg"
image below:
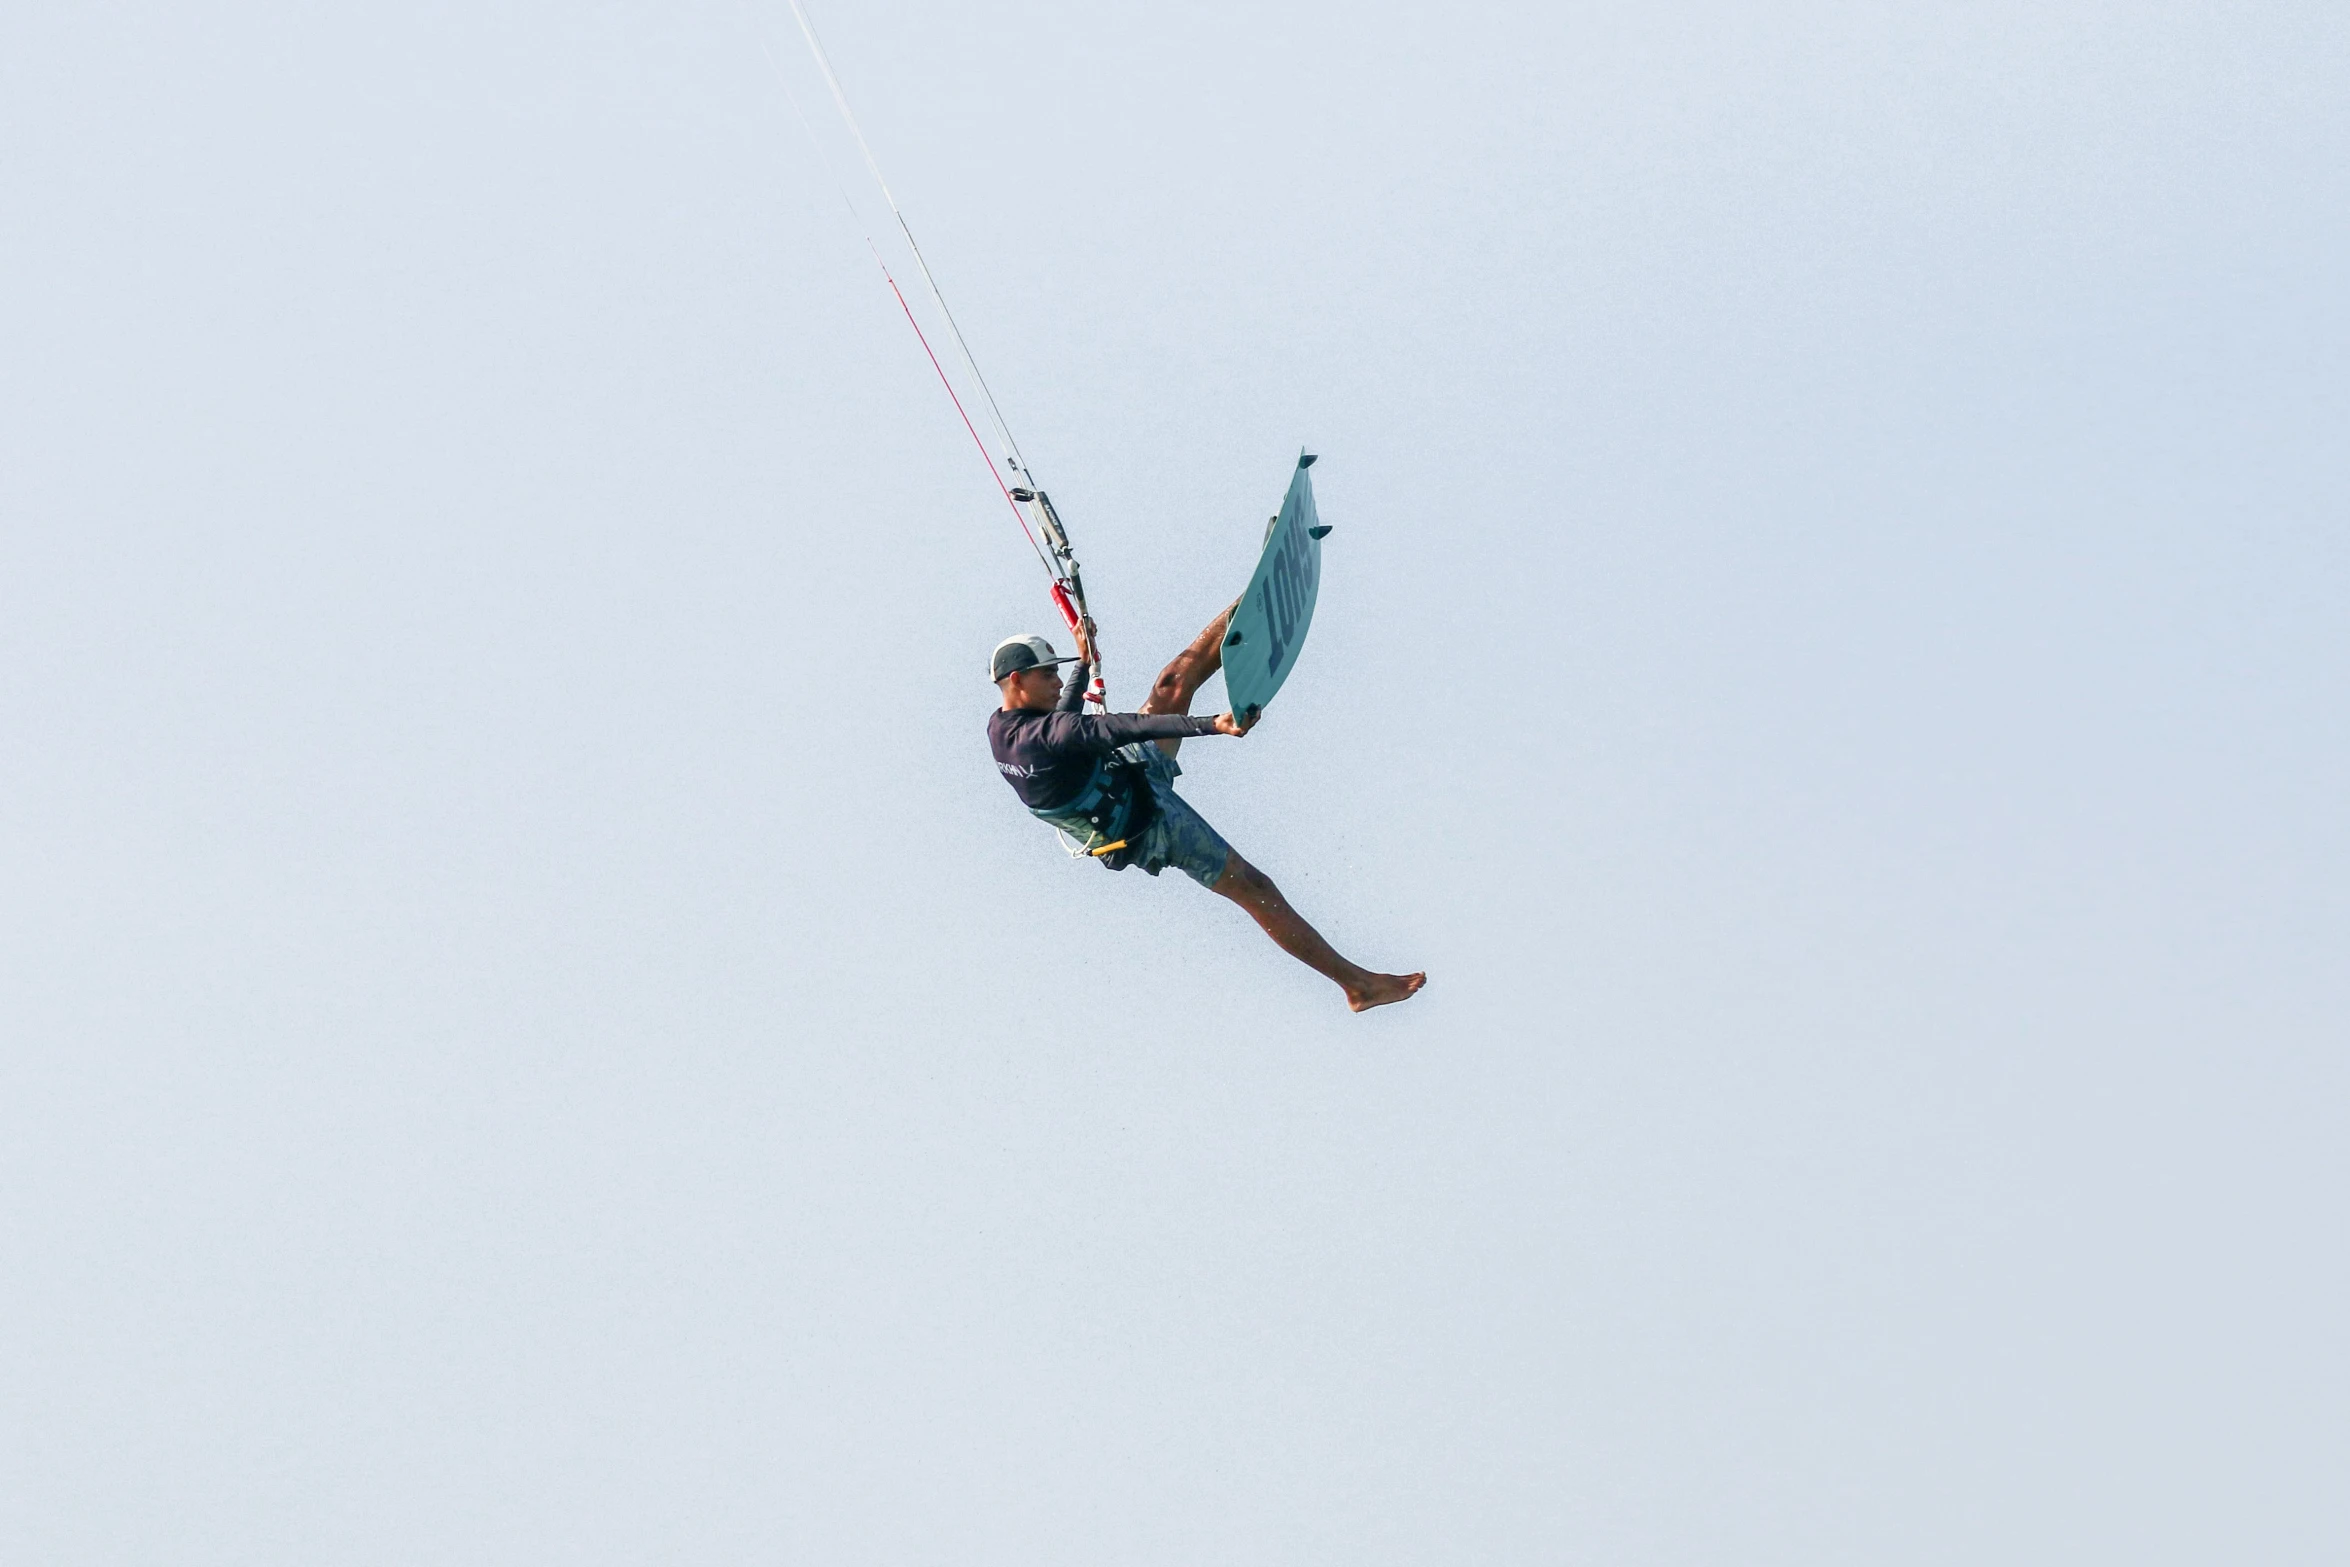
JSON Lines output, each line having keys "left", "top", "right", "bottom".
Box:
{"left": 1139, "top": 598, "right": 1240, "bottom": 756}
{"left": 1213, "top": 850, "right": 1426, "bottom": 1012}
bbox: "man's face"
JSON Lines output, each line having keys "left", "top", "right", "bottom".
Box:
{"left": 1005, "top": 664, "right": 1062, "bottom": 709}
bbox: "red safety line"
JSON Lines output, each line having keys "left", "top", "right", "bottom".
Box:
{"left": 884, "top": 272, "right": 1050, "bottom": 567}
{"left": 883, "top": 263, "right": 1101, "bottom": 703}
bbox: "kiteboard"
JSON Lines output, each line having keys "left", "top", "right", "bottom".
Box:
{"left": 1222, "top": 452, "right": 1333, "bottom": 723}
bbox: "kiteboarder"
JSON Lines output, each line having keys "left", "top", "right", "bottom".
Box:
{"left": 988, "top": 606, "right": 1425, "bottom": 1013}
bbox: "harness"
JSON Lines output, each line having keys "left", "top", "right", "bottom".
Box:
{"left": 1032, "top": 754, "right": 1159, "bottom": 872}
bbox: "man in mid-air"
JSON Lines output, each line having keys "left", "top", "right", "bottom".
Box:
{"left": 987, "top": 603, "right": 1424, "bottom": 1012}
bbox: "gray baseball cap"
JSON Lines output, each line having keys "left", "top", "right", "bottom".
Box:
{"left": 990, "top": 633, "right": 1079, "bottom": 683}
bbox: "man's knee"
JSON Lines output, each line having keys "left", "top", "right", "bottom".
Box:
{"left": 1216, "top": 853, "right": 1271, "bottom": 899}
{"left": 1140, "top": 660, "right": 1194, "bottom": 716}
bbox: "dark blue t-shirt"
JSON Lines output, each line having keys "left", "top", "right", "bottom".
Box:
{"left": 986, "top": 661, "right": 1220, "bottom": 811}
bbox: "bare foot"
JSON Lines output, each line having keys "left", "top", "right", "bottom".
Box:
{"left": 1346, "top": 972, "right": 1427, "bottom": 1012}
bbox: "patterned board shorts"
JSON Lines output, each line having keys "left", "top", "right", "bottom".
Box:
{"left": 1044, "top": 742, "right": 1233, "bottom": 889}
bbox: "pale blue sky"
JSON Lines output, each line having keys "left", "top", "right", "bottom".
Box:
{"left": 4, "top": 2, "right": 2344, "bottom": 1561}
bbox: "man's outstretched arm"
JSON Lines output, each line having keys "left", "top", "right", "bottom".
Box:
{"left": 1042, "top": 658, "right": 1244, "bottom": 751}
{"left": 1037, "top": 700, "right": 1223, "bottom": 753}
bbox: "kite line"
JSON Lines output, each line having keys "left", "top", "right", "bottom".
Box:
{"left": 757, "top": 0, "right": 1106, "bottom": 701}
